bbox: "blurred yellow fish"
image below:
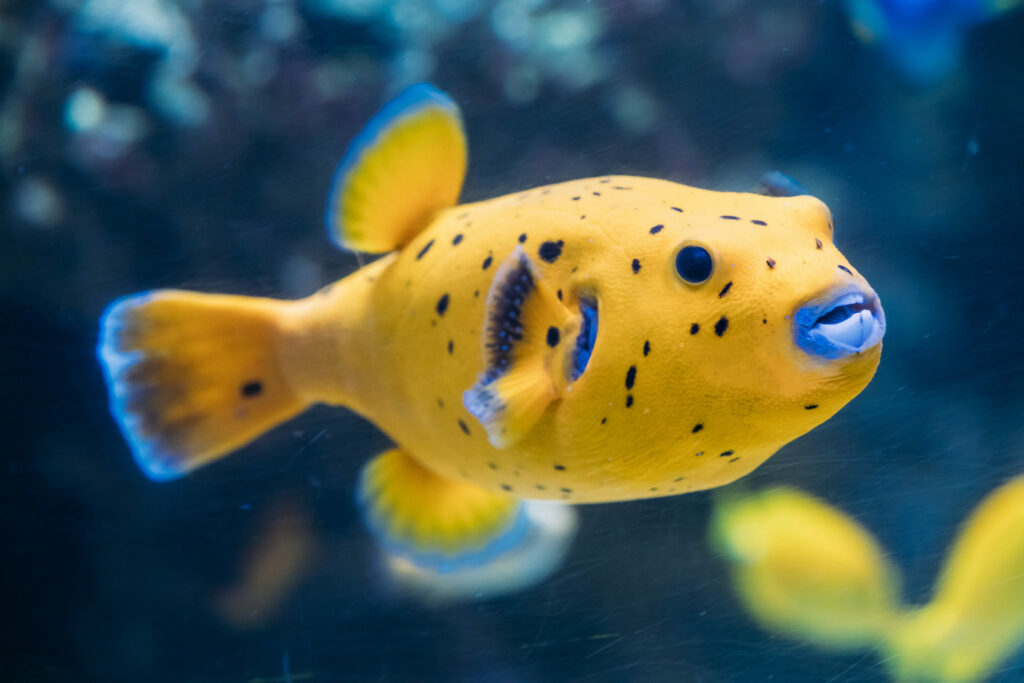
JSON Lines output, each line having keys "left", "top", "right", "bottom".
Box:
{"left": 714, "top": 476, "right": 1024, "bottom": 682}
{"left": 712, "top": 487, "right": 900, "bottom": 650}
{"left": 98, "top": 84, "right": 885, "bottom": 596}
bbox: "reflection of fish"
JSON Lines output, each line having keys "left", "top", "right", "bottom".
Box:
{"left": 714, "top": 477, "right": 1024, "bottom": 682}
{"left": 98, "top": 84, "right": 884, "bottom": 597}
{"left": 844, "top": 0, "right": 1022, "bottom": 84}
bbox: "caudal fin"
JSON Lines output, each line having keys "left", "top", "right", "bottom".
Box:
{"left": 98, "top": 290, "right": 309, "bottom": 480}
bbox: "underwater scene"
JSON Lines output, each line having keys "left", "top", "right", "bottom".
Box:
{"left": 6, "top": 0, "right": 1024, "bottom": 681}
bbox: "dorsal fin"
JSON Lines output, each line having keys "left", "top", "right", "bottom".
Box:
{"left": 464, "top": 247, "right": 580, "bottom": 449}
{"left": 325, "top": 83, "right": 467, "bottom": 253}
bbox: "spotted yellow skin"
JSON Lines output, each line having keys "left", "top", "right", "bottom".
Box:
{"left": 280, "top": 175, "right": 882, "bottom": 504}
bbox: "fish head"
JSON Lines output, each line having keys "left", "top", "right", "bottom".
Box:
{"left": 588, "top": 181, "right": 886, "bottom": 473}
{"left": 661, "top": 189, "right": 884, "bottom": 435}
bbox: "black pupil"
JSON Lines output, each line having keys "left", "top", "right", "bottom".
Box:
{"left": 676, "top": 246, "right": 713, "bottom": 283}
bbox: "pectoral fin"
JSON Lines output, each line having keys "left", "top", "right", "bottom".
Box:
{"left": 463, "top": 247, "right": 580, "bottom": 448}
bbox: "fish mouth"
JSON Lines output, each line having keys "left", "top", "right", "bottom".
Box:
{"left": 794, "top": 287, "right": 886, "bottom": 359}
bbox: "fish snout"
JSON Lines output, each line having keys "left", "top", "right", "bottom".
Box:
{"left": 794, "top": 287, "right": 885, "bottom": 360}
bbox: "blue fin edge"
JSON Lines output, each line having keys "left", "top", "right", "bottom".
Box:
{"left": 356, "top": 469, "right": 530, "bottom": 574}
{"left": 324, "top": 83, "right": 462, "bottom": 249}
{"left": 96, "top": 292, "right": 184, "bottom": 482}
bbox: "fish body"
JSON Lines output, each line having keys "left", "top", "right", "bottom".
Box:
{"left": 99, "top": 84, "right": 885, "bottom": 595}
{"left": 292, "top": 176, "right": 880, "bottom": 503}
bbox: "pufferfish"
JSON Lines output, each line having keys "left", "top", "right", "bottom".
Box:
{"left": 98, "top": 84, "right": 886, "bottom": 597}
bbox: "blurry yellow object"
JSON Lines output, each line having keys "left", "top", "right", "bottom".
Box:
{"left": 886, "top": 476, "right": 1024, "bottom": 683}
{"left": 712, "top": 488, "right": 900, "bottom": 650}
{"left": 714, "top": 475, "right": 1024, "bottom": 683}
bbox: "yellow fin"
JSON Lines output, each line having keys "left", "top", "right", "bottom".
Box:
{"left": 463, "top": 246, "right": 581, "bottom": 449}
{"left": 325, "top": 83, "right": 467, "bottom": 253}
{"left": 359, "top": 449, "right": 522, "bottom": 569}
{"left": 712, "top": 488, "right": 901, "bottom": 651}
{"left": 358, "top": 449, "right": 577, "bottom": 598}
{"left": 97, "top": 290, "right": 309, "bottom": 480}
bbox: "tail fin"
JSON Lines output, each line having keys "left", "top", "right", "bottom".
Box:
{"left": 98, "top": 290, "right": 309, "bottom": 480}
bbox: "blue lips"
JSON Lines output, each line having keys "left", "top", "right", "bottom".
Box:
{"left": 795, "top": 288, "right": 886, "bottom": 360}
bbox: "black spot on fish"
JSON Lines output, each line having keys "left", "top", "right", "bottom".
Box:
{"left": 538, "top": 240, "right": 564, "bottom": 263}
{"left": 561, "top": 487, "right": 573, "bottom": 493}
{"left": 501, "top": 483, "right": 513, "bottom": 492}
{"left": 720, "top": 450, "right": 734, "bottom": 457}
{"left": 626, "top": 395, "right": 634, "bottom": 407}
{"left": 692, "top": 423, "right": 703, "bottom": 433}
{"left": 601, "top": 417, "right": 607, "bottom": 425}
{"left": 643, "top": 340, "right": 650, "bottom": 356}
{"left": 650, "top": 487, "right": 658, "bottom": 492}
{"left": 554, "top": 464, "right": 566, "bottom": 471}
{"left": 751, "top": 219, "right": 767, "bottom": 226}
{"left": 580, "top": 215, "right": 586, "bottom": 220}
{"left": 436, "top": 293, "right": 450, "bottom": 316}
{"left": 546, "top": 326, "right": 560, "bottom": 347}
{"left": 695, "top": 451, "right": 704, "bottom": 457}
{"left": 690, "top": 323, "right": 700, "bottom": 335}
{"left": 453, "top": 234, "right": 463, "bottom": 246}
{"left": 714, "top": 316, "right": 729, "bottom": 337}
{"left": 766, "top": 257, "right": 776, "bottom": 269}
{"left": 458, "top": 419, "right": 471, "bottom": 435}
{"left": 447, "top": 340, "right": 454, "bottom": 354}
{"left": 592, "top": 191, "right": 601, "bottom": 196}
{"left": 416, "top": 239, "right": 435, "bottom": 260}
{"left": 536, "top": 484, "right": 547, "bottom": 490}
{"left": 721, "top": 215, "right": 740, "bottom": 221}
{"left": 474, "top": 290, "right": 480, "bottom": 297}
{"left": 650, "top": 224, "right": 664, "bottom": 234}
{"left": 557, "top": 289, "right": 563, "bottom": 301}
{"left": 600, "top": 179, "right": 610, "bottom": 184}
{"left": 762, "top": 318, "right": 767, "bottom": 324}
{"left": 482, "top": 254, "right": 493, "bottom": 270}
{"left": 241, "top": 380, "right": 262, "bottom": 398}
{"left": 518, "top": 233, "right": 527, "bottom": 243}
{"left": 673, "top": 476, "right": 684, "bottom": 482}
{"left": 632, "top": 259, "right": 641, "bottom": 274}
{"left": 437, "top": 398, "right": 444, "bottom": 408}
{"left": 671, "top": 207, "right": 683, "bottom": 213}
{"left": 718, "top": 281, "right": 733, "bottom": 298}
{"left": 572, "top": 196, "right": 581, "bottom": 201}
{"left": 729, "top": 457, "right": 740, "bottom": 463}
{"left": 625, "top": 365, "right": 637, "bottom": 390}
{"left": 612, "top": 186, "right": 631, "bottom": 190}
{"left": 805, "top": 404, "right": 819, "bottom": 410}
{"left": 488, "top": 462, "right": 498, "bottom": 470}
{"left": 815, "top": 238, "right": 823, "bottom": 250}
{"left": 838, "top": 265, "right": 853, "bottom": 275}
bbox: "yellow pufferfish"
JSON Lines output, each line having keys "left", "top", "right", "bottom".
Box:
{"left": 98, "top": 84, "right": 886, "bottom": 595}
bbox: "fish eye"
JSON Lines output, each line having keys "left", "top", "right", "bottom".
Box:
{"left": 675, "top": 245, "right": 713, "bottom": 284}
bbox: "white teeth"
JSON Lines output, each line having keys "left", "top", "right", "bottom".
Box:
{"left": 827, "top": 292, "right": 865, "bottom": 310}
{"left": 811, "top": 310, "right": 877, "bottom": 350}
